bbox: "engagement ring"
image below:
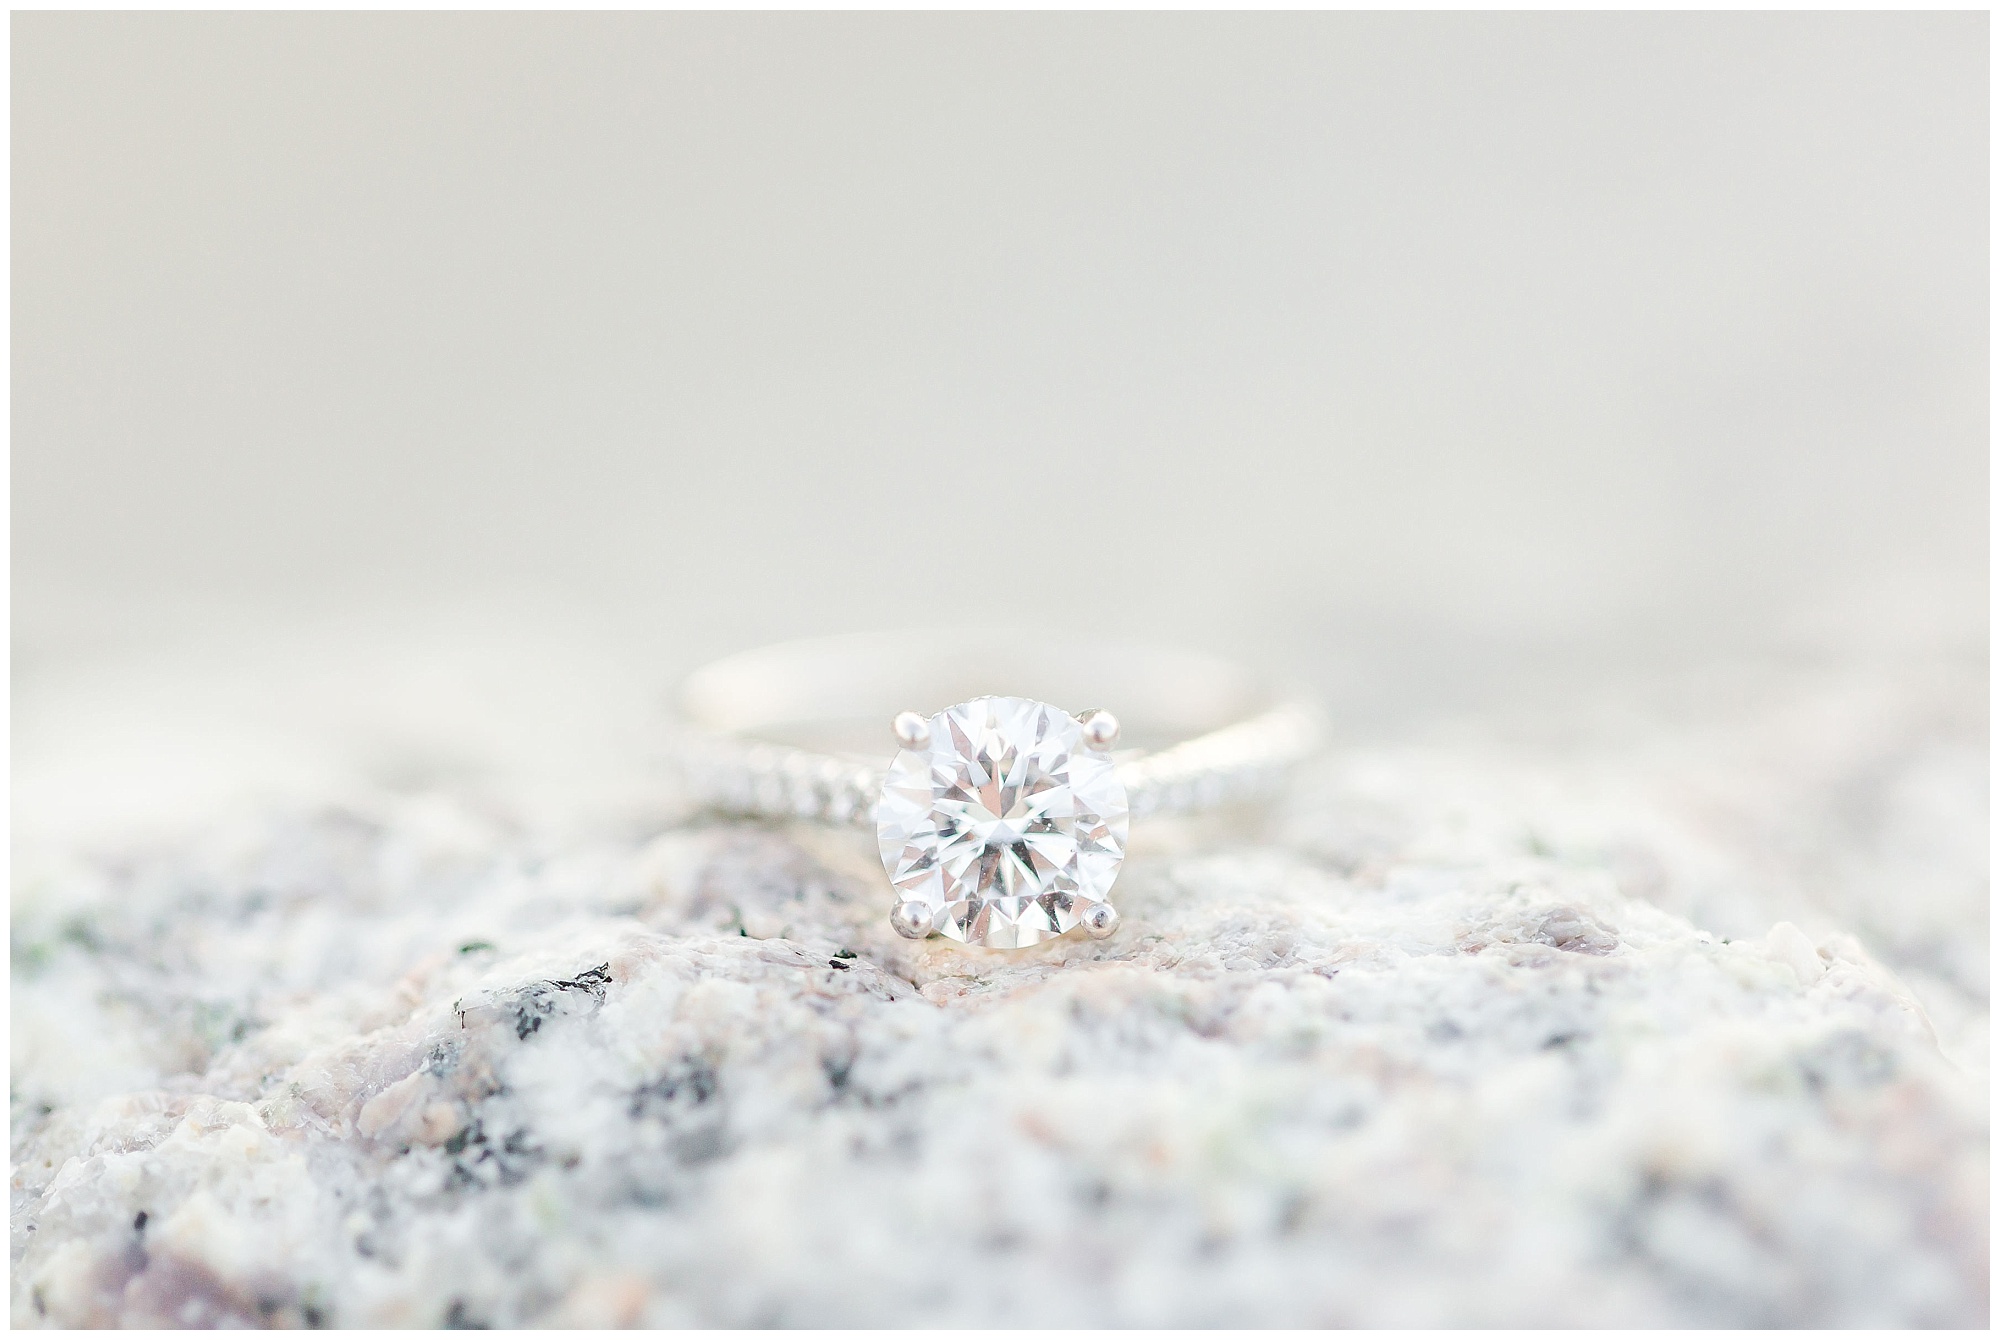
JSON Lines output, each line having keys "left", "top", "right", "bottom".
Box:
{"left": 674, "top": 630, "right": 1323, "bottom": 949}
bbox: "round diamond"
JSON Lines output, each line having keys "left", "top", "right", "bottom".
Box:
{"left": 874, "top": 696, "right": 1129, "bottom": 949}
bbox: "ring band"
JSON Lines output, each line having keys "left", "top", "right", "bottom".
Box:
{"left": 672, "top": 629, "right": 1323, "bottom": 948}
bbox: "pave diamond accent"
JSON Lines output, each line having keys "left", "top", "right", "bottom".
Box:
{"left": 873, "top": 696, "right": 1129, "bottom": 949}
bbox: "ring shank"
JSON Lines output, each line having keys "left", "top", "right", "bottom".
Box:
{"left": 674, "top": 629, "right": 1323, "bottom": 826}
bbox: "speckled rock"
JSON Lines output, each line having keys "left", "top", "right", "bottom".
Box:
{"left": 10, "top": 631, "right": 1987, "bottom": 1327}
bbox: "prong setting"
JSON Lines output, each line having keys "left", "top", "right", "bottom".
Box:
{"left": 889, "top": 899, "right": 937, "bottom": 940}
{"left": 1080, "top": 709, "right": 1121, "bottom": 750}
{"left": 892, "top": 710, "right": 932, "bottom": 750}
{"left": 875, "top": 696, "right": 1131, "bottom": 948}
{"left": 1082, "top": 902, "right": 1121, "bottom": 939}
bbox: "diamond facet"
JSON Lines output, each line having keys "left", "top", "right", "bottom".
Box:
{"left": 874, "top": 696, "right": 1129, "bottom": 949}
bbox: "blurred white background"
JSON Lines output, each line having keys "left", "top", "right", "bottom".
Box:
{"left": 14, "top": 13, "right": 1987, "bottom": 735}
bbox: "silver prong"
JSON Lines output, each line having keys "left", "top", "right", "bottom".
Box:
{"left": 892, "top": 711, "right": 931, "bottom": 750}
{"left": 1080, "top": 709, "right": 1120, "bottom": 750}
{"left": 1082, "top": 902, "right": 1120, "bottom": 939}
{"left": 889, "top": 899, "right": 937, "bottom": 940}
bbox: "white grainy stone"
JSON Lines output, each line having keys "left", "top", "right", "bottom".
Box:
{"left": 9, "top": 631, "right": 1987, "bottom": 1327}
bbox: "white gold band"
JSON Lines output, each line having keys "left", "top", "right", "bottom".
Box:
{"left": 672, "top": 629, "right": 1324, "bottom": 827}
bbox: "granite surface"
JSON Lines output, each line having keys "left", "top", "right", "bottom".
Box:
{"left": 10, "top": 629, "right": 1987, "bottom": 1326}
